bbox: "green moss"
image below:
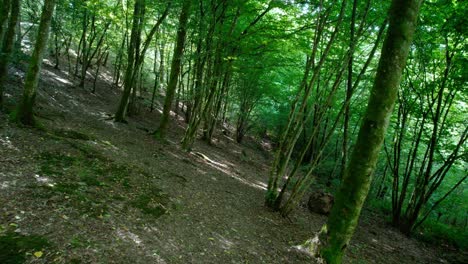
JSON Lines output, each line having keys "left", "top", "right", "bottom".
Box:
{"left": 417, "top": 221, "right": 468, "bottom": 250}
{"left": 79, "top": 170, "right": 104, "bottom": 187}
{"left": 53, "top": 129, "right": 92, "bottom": 141}
{"left": 38, "top": 152, "right": 76, "bottom": 176}
{"left": 53, "top": 182, "right": 81, "bottom": 194}
{"left": 0, "top": 232, "right": 50, "bottom": 264}
{"left": 34, "top": 150, "right": 163, "bottom": 219}
{"left": 130, "top": 189, "right": 170, "bottom": 218}
{"left": 102, "top": 164, "right": 132, "bottom": 188}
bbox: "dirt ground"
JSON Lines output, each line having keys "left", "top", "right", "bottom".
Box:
{"left": 0, "top": 61, "right": 464, "bottom": 263}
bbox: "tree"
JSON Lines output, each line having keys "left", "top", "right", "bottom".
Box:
{"left": 156, "top": 0, "right": 192, "bottom": 139}
{"left": 13, "top": 0, "right": 56, "bottom": 125}
{"left": 305, "top": 0, "right": 423, "bottom": 262}
{"left": 114, "top": 0, "right": 170, "bottom": 122}
{"left": 384, "top": 0, "right": 468, "bottom": 234}
{"left": 0, "top": 0, "right": 20, "bottom": 107}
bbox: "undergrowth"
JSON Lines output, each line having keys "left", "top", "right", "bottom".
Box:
{"left": 33, "top": 141, "right": 167, "bottom": 219}
{"left": 0, "top": 231, "right": 50, "bottom": 264}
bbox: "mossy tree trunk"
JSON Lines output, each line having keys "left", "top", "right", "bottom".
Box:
{"left": 156, "top": 0, "right": 192, "bottom": 138}
{"left": 315, "top": 0, "right": 422, "bottom": 263}
{"left": 0, "top": 0, "right": 20, "bottom": 107}
{"left": 14, "top": 0, "right": 56, "bottom": 125}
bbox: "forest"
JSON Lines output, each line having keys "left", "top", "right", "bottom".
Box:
{"left": 0, "top": 0, "right": 466, "bottom": 263}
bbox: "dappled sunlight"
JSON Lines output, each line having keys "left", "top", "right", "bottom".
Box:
{"left": 42, "top": 66, "right": 73, "bottom": 85}
{"left": 211, "top": 233, "right": 235, "bottom": 250}
{"left": 0, "top": 181, "right": 11, "bottom": 189}
{"left": 116, "top": 228, "right": 143, "bottom": 245}
{"left": 167, "top": 151, "right": 184, "bottom": 161}
{"left": 94, "top": 111, "right": 113, "bottom": 119}
{"left": 292, "top": 234, "right": 324, "bottom": 263}
{"left": 191, "top": 151, "right": 267, "bottom": 191}
{"left": 0, "top": 136, "right": 19, "bottom": 151}
{"left": 103, "top": 120, "right": 122, "bottom": 129}
{"left": 99, "top": 71, "right": 114, "bottom": 83}
{"left": 96, "top": 140, "right": 120, "bottom": 152}
{"left": 196, "top": 168, "right": 207, "bottom": 175}
{"left": 0, "top": 173, "right": 15, "bottom": 190}
{"left": 34, "top": 174, "right": 55, "bottom": 187}
{"left": 254, "top": 180, "right": 267, "bottom": 189}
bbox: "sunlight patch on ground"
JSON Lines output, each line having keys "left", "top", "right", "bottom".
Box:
{"left": 4, "top": 92, "right": 13, "bottom": 99}
{"left": 20, "top": 39, "right": 33, "bottom": 52}
{"left": 0, "top": 136, "right": 19, "bottom": 151}
{"left": 1, "top": 181, "right": 12, "bottom": 189}
{"left": 192, "top": 152, "right": 267, "bottom": 191}
{"left": 100, "top": 140, "right": 120, "bottom": 151}
{"left": 196, "top": 168, "right": 207, "bottom": 175}
{"left": 116, "top": 228, "right": 143, "bottom": 246}
{"left": 33, "top": 174, "right": 55, "bottom": 187}
{"left": 167, "top": 151, "right": 184, "bottom": 161}
{"left": 254, "top": 180, "right": 267, "bottom": 189}
{"left": 103, "top": 120, "right": 122, "bottom": 129}
{"left": 100, "top": 71, "right": 114, "bottom": 83}
{"left": 291, "top": 235, "right": 325, "bottom": 264}
{"left": 96, "top": 111, "right": 113, "bottom": 119}
{"left": 43, "top": 68, "right": 73, "bottom": 85}
{"left": 212, "top": 233, "right": 235, "bottom": 250}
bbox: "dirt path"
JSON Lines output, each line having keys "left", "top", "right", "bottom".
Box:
{"left": 0, "top": 63, "right": 459, "bottom": 263}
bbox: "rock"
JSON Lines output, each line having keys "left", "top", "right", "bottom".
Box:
{"left": 308, "top": 191, "right": 334, "bottom": 215}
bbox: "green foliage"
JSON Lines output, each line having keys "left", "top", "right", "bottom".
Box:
{"left": 0, "top": 232, "right": 50, "bottom": 264}
{"left": 35, "top": 150, "right": 131, "bottom": 218}
{"left": 129, "top": 187, "right": 171, "bottom": 218}
{"left": 38, "top": 152, "right": 75, "bottom": 175}
{"left": 366, "top": 196, "right": 468, "bottom": 250}
{"left": 69, "top": 235, "right": 92, "bottom": 249}
{"left": 52, "top": 129, "right": 92, "bottom": 141}
{"left": 417, "top": 221, "right": 468, "bottom": 250}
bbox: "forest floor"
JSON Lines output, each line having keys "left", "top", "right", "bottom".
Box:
{"left": 0, "top": 60, "right": 465, "bottom": 264}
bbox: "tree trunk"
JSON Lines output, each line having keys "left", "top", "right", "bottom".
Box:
{"left": 341, "top": 0, "right": 358, "bottom": 179}
{"left": 315, "top": 0, "right": 422, "bottom": 262}
{"left": 156, "top": 0, "right": 191, "bottom": 138}
{"left": 114, "top": 0, "right": 144, "bottom": 122}
{"left": 14, "top": 0, "right": 56, "bottom": 125}
{"left": 0, "top": 0, "right": 20, "bottom": 107}
{"left": 0, "top": 0, "right": 12, "bottom": 45}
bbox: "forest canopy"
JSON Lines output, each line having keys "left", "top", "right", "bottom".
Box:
{"left": 0, "top": 0, "right": 466, "bottom": 263}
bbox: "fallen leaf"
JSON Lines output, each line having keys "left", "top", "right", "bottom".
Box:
{"left": 34, "top": 251, "right": 43, "bottom": 258}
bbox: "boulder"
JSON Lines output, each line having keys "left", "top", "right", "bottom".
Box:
{"left": 308, "top": 191, "right": 334, "bottom": 215}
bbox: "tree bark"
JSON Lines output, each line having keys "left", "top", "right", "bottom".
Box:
{"left": 156, "top": 0, "right": 191, "bottom": 138}
{"left": 14, "top": 0, "right": 56, "bottom": 125}
{"left": 114, "top": 0, "right": 144, "bottom": 122}
{"left": 0, "top": 0, "right": 20, "bottom": 107}
{"left": 316, "top": 0, "right": 422, "bottom": 262}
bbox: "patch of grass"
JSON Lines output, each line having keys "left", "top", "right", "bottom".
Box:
{"left": 129, "top": 188, "right": 170, "bottom": 218}
{"left": 102, "top": 164, "right": 132, "bottom": 189}
{"left": 53, "top": 182, "right": 82, "bottom": 194}
{"left": 38, "top": 152, "right": 76, "bottom": 176}
{"left": 0, "top": 232, "right": 50, "bottom": 264}
{"left": 53, "top": 129, "right": 92, "bottom": 141}
{"left": 78, "top": 169, "right": 104, "bottom": 187}
{"left": 417, "top": 221, "right": 468, "bottom": 250}
{"left": 69, "top": 258, "right": 82, "bottom": 264}
{"left": 69, "top": 235, "right": 94, "bottom": 249}
{"left": 35, "top": 150, "right": 165, "bottom": 219}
